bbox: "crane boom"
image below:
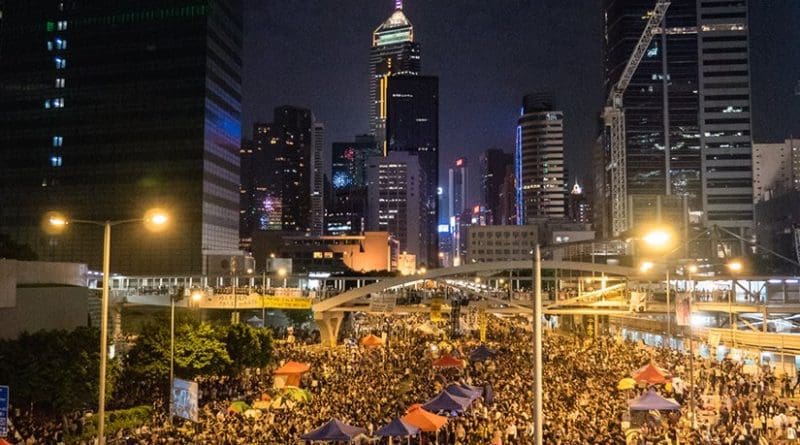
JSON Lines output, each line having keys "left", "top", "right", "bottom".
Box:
{"left": 604, "top": 0, "right": 671, "bottom": 236}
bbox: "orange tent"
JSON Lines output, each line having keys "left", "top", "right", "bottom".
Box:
{"left": 360, "top": 334, "right": 383, "bottom": 347}
{"left": 432, "top": 354, "right": 464, "bottom": 369}
{"left": 401, "top": 404, "right": 448, "bottom": 432}
{"left": 633, "top": 363, "right": 671, "bottom": 384}
{"left": 273, "top": 361, "right": 311, "bottom": 387}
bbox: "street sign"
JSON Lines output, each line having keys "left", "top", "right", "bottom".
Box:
{"left": 0, "top": 385, "right": 8, "bottom": 437}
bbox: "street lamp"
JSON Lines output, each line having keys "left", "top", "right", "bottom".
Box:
{"left": 46, "top": 208, "right": 168, "bottom": 445}
{"left": 640, "top": 227, "right": 675, "bottom": 346}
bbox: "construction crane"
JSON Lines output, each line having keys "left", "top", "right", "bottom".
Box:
{"left": 604, "top": 0, "right": 671, "bottom": 236}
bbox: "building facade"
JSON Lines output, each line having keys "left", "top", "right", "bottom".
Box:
{"left": 516, "top": 94, "right": 567, "bottom": 223}
{"left": 369, "top": 0, "right": 420, "bottom": 151}
{"left": 752, "top": 141, "right": 794, "bottom": 203}
{"left": 466, "top": 225, "right": 539, "bottom": 264}
{"left": 567, "top": 182, "right": 592, "bottom": 224}
{"left": 328, "top": 135, "right": 381, "bottom": 235}
{"left": 481, "top": 149, "right": 514, "bottom": 225}
{"left": 311, "top": 122, "right": 325, "bottom": 236}
{"left": 448, "top": 157, "right": 468, "bottom": 222}
{"left": 0, "top": 0, "right": 243, "bottom": 275}
{"left": 366, "top": 151, "right": 424, "bottom": 263}
{"left": 386, "top": 74, "right": 439, "bottom": 266}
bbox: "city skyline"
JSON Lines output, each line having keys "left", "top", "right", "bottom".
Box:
{"left": 242, "top": 0, "right": 799, "bottom": 203}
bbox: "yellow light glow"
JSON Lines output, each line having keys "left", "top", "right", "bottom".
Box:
{"left": 278, "top": 268, "right": 287, "bottom": 277}
{"left": 143, "top": 208, "right": 169, "bottom": 232}
{"left": 727, "top": 261, "right": 743, "bottom": 273}
{"left": 49, "top": 216, "right": 67, "bottom": 226}
{"left": 474, "top": 277, "right": 481, "bottom": 283}
{"left": 419, "top": 267, "right": 427, "bottom": 275}
{"left": 687, "top": 265, "right": 699, "bottom": 274}
{"left": 191, "top": 291, "right": 203, "bottom": 302}
{"left": 43, "top": 211, "right": 69, "bottom": 235}
{"left": 642, "top": 229, "right": 671, "bottom": 248}
{"left": 640, "top": 261, "right": 654, "bottom": 273}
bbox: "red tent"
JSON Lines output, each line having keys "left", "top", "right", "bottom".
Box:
{"left": 632, "top": 363, "right": 671, "bottom": 384}
{"left": 273, "top": 361, "right": 311, "bottom": 387}
{"left": 402, "top": 404, "right": 448, "bottom": 432}
{"left": 432, "top": 354, "right": 465, "bottom": 369}
{"left": 360, "top": 334, "right": 383, "bottom": 347}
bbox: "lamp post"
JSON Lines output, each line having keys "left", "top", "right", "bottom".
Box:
{"left": 641, "top": 227, "right": 675, "bottom": 346}
{"left": 46, "top": 209, "right": 168, "bottom": 445}
{"left": 685, "top": 264, "right": 698, "bottom": 428}
{"left": 532, "top": 244, "right": 543, "bottom": 445}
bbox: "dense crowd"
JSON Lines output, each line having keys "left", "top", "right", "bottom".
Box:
{"left": 6, "top": 312, "right": 800, "bottom": 444}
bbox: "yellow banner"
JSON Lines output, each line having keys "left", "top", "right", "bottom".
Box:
{"left": 260, "top": 296, "right": 312, "bottom": 310}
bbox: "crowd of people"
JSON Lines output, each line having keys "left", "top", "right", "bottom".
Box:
{"left": 6, "top": 311, "right": 800, "bottom": 444}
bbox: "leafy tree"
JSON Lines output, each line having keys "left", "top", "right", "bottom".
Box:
{"left": 282, "top": 309, "right": 313, "bottom": 326}
{"left": 221, "top": 324, "right": 266, "bottom": 374}
{"left": 0, "top": 327, "right": 115, "bottom": 415}
{"left": 173, "top": 322, "right": 231, "bottom": 378}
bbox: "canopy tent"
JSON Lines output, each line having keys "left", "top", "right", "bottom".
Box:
{"left": 432, "top": 354, "right": 464, "bottom": 369}
{"left": 445, "top": 384, "right": 480, "bottom": 400}
{"left": 401, "top": 404, "right": 448, "bottom": 432}
{"left": 469, "top": 344, "right": 497, "bottom": 362}
{"left": 301, "top": 418, "right": 368, "bottom": 441}
{"left": 422, "top": 390, "right": 471, "bottom": 413}
{"left": 360, "top": 334, "right": 383, "bottom": 347}
{"left": 617, "top": 377, "right": 637, "bottom": 390}
{"left": 375, "top": 417, "right": 420, "bottom": 437}
{"left": 629, "top": 390, "right": 681, "bottom": 411}
{"left": 246, "top": 315, "right": 264, "bottom": 328}
{"left": 273, "top": 360, "right": 311, "bottom": 388}
{"left": 632, "top": 363, "right": 671, "bottom": 384}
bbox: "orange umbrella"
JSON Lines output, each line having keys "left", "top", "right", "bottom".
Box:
{"left": 432, "top": 354, "right": 464, "bottom": 369}
{"left": 360, "top": 334, "right": 383, "bottom": 347}
{"left": 401, "top": 404, "right": 448, "bottom": 432}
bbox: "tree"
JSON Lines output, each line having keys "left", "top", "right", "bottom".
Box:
{"left": 0, "top": 327, "right": 114, "bottom": 415}
{"left": 0, "top": 233, "right": 38, "bottom": 260}
{"left": 282, "top": 309, "right": 313, "bottom": 326}
{"left": 173, "top": 323, "right": 231, "bottom": 378}
{"left": 221, "top": 324, "right": 269, "bottom": 374}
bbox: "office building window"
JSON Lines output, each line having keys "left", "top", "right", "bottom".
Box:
{"left": 50, "top": 156, "right": 62, "bottom": 167}
{"left": 52, "top": 136, "right": 63, "bottom": 147}
{"left": 55, "top": 78, "right": 65, "bottom": 88}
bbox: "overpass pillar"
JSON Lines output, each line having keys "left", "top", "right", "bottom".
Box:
{"left": 314, "top": 311, "right": 344, "bottom": 348}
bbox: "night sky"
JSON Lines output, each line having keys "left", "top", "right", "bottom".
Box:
{"left": 242, "top": 0, "right": 800, "bottom": 204}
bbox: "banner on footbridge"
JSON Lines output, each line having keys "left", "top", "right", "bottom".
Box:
{"left": 196, "top": 293, "right": 312, "bottom": 310}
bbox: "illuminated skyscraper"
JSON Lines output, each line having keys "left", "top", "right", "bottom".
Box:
{"left": 369, "top": 0, "right": 421, "bottom": 152}
{"left": 448, "top": 158, "right": 468, "bottom": 221}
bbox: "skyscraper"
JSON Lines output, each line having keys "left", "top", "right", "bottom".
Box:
{"left": 311, "top": 122, "right": 325, "bottom": 236}
{"left": 480, "top": 149, "right": 514, "bottom": 225}
{"left": 386, "top": 74, "right": 439, "bottom": 266}
{"left": 241, "top": 107, "right": 321, "bottom": 241}
{"left": 516, "top": 94, "right": 567, "bottom": 224}
{"left": 567, "top": 182, "right": 592, "bottom": 224}
{"left": 369, "top": 0, "right": 421, "bottom": 152}
{"left": 0, "top": 0, "right": 242, "bottom": 275}
{"left": 366, "top": 151, "right": 423, "bottom": 261}
{"left": 604, "top": 0, "right": 755, "bottom": 243}
{"left": 328, "top": 135, "right": 381, "bottom": 235}
{"left": 448, "top": 158, "right": 468, "bottom": 221}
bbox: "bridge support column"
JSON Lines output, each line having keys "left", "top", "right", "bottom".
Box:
{"left": 315, "top": 311, "right": 344, "bottom": 348}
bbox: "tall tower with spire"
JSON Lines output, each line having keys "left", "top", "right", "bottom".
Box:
{"left": 369, "top": 0, "right": 420, "bottom": 153}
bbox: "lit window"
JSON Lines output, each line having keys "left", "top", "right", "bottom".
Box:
{"left": 44, "top": 99, "right": 51, "bottom": 109}
{"left": 47, "top": 41, "right": 53, "bottom": 51}
{"left": 54, "top": 57, "right": 66, "bottom": 69}
{"left": 312, "top": 252, "right": 323, "bottom": 259}
{"left": 50, "top": 156, "right": 62, "bottom": 167}
{"left": 57, "top": 20, "right": 67, "bottom": 30}
{"left": 55, "top": 78, "right": 65, "bottom": 88}
{"left": 53, "top": 98, "right": 64, "bottom": 108}
{"left": 55, "top": 38, "right": 67, "bottom": 50}
{"left": 52, "top": 136, "right": 63, "bottom": 147}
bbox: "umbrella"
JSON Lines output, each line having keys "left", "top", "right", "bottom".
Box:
{"left": 273, "top": 360, "right": 311, "bottom": 374}
{"left": 617, "top": 377, "right": 637, "bottom": 390}
{"left": 227, "top": 400, "right": 251, "bottom": 413}
{"left": 422, "top": 390, "right": 471, "bottom": 413}
{"left": 375, "top": 417, "right": 420, "bottom": 437}
{"left": 432, "top": 354, "right": 464, "bottom": 369}
{"left": 301, "top": 418, "right": 368, "bottom": 441}
{"left": 282, "top": 386, "right": 312, "bottom": 402}
{"left": 629, "top": 390, "right": 681, "bottom": 411}
{"left": 469, "top": 344, "right": 497, "bottom": 362}
{"left": 401, "top": 404, "right": 448, "bottom": 432}
{"left": 444, "top": 384, "right": 478, "bottom": 400}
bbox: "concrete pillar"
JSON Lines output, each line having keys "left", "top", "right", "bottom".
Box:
{"left": 315, "top": 311, "right": 344, "bottom": 348}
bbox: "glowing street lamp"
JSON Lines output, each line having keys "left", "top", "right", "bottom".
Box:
{"left": 278, "top": 267, "right": 288, "bottom": 288}
{"left": 46, "top": 208, "right": 169, "bottom": 445}
{"left": 642, "top": 228, "right": 672, "bottom": 249}
{"left": 640, "top": 261, "right": 655, "bottom": 273}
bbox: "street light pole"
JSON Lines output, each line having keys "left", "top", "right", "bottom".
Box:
{"left": 688, "top": 269, "right": 696, "bottom": 429}
{"left": 666, "top": 268, "right": 671, "bottom": 347}
{"left": 169, "top": 289, "right": 175, "bottom": 425}
{"left": 97, "top": 222, "right": 111, "bottom": 444}
{"left": 532, "top": 244, "right": 543, "bottom": 445}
